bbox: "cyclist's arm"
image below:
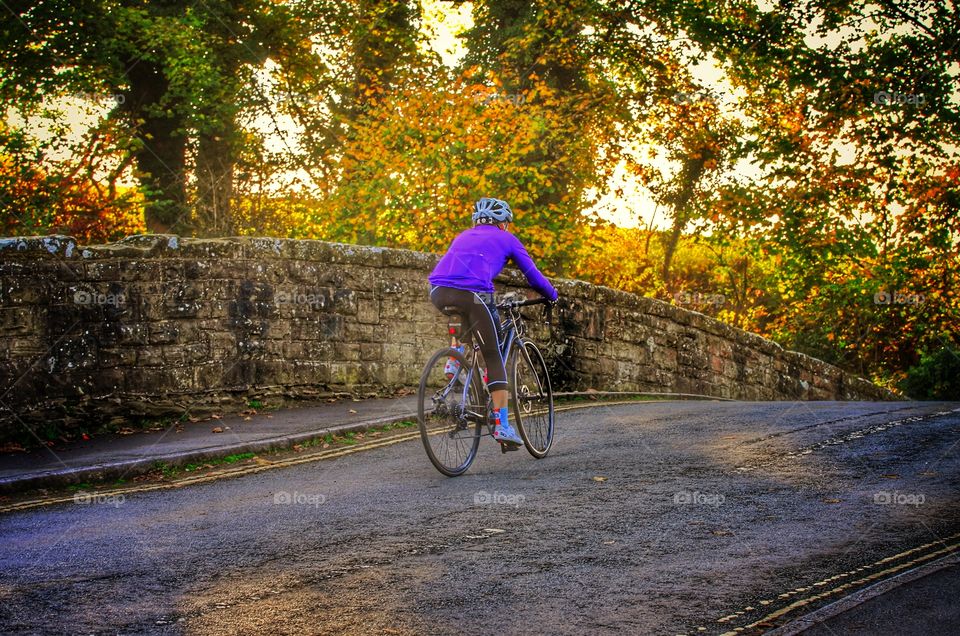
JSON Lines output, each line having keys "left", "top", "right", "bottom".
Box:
{"left": 509, "top": 236, "right": 559, "bottom": 301}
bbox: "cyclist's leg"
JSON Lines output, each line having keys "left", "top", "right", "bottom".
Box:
{"left": 465, "top": 293, "right": 506, "bottom": 394}
{"left": 468, "top": 293, "right": 521, "bottom": 445}
{"left": 429, "top": 287, "right": 510, "bottom": 422}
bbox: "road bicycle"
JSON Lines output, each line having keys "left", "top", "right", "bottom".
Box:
{"left": 417, "top": 294, "right": 556, "bottom": 476}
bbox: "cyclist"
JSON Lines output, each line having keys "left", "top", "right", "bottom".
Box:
{"left": 428, "top": 197, "right": 558, "bottom": 447}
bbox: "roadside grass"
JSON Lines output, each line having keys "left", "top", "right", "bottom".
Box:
{"left": 150, "top": 452, "right": 259, "bottom": 479}
{"left": 48, "top": 419, "right": 424, "bottom": 496}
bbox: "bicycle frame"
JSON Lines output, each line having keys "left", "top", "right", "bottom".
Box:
{"left": 450, "top": 298, "right": 543, "bottom": 428}
{"left": 499, "top": 304, "right": 548, "bottom": 408}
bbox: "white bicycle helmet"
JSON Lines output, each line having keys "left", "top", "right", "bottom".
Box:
{"left": 472, "top": 197, "right": 514, "bottom": 225}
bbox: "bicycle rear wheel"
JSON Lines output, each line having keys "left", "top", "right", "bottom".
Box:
{"left": 417, "top": 348, "right": 483, "bottom": 476}
{"left": 511, "top": 341, "right": 555, "bottom": 458}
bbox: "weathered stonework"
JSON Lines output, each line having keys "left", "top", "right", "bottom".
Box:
{"left": 0, "top": 234, "right": 895, "bottom": 442}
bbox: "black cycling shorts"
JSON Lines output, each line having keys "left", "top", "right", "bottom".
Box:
{"left": 429, "top": 285, "right": 507, "bottom": 389}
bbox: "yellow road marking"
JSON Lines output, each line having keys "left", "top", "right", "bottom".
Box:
{"left": 717, "top": 532, "right": 960, "bottom": 635}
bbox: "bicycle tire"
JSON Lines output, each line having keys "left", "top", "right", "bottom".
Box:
{"left": 417, "top": 347, "right": 483, "bottom": 476}
{"left": 510, "top": 340, "right": 555, "bottom": 458}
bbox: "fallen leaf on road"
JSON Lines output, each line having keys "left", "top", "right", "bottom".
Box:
{"left": 919, "top": 470, "right": 937, "bottom": 477}
{"left": 254, "top": 457, "right": 272, "bottom": 466}
{"left": 243, "top": 417, "right": 252, "bottom": 421}
{"left": 881, "top": 474, "right": 899, "bottom": 479}
{"left": 348, "top": 409, "right": 358, "bottom": 414}
{"left": 711, "top": 529, "right": 733, "bottom": 536}
{"left": 211, "top": 427, "right": 224, "bottom": 433}
{"left": 822, "top": 498, "right": 841, "bottom": 504}
{"left": 211, "top": 414, "right": 222, "bottom": 419}
{"left": 592, "top": 476, "right": 608, "bottom": 482}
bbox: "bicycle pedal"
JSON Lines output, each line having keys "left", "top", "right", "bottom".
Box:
{"left": 499, "top": 441, "right": 522, "bottom": 453}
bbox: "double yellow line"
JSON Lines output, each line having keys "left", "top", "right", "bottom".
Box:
{"left": 717, "top": 532, "right": 960, "bottom": 634}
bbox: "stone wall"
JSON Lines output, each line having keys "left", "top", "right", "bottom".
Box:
{"left": 0, "top": 234, "right": 895, "bottom": 442}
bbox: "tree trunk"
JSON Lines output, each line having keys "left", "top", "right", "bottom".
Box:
{"left": 123, "top": 60, "right": 188, "bottom": 234}
{"left": 661, "top": 212, "right": 685, "bottom": 290}
{"left": 661, "top": 155, "right": 707, "bottom": 290}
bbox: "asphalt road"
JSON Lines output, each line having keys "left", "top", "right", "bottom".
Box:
{"left": 1, "top": 400, "right": 959, "bottom": 635}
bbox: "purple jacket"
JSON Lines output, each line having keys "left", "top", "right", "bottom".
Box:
{"left": 429, "top": 225, "right": 558, "bottom": 301}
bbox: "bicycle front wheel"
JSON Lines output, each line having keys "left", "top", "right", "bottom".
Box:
{"left": 417, "top": 348, "right": 483, "bottom": 476}
{"left": 511, "top": 341, "right": 555, "bottom": 458}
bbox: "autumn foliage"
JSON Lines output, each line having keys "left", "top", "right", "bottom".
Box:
{"left": 1, "top": 0, "right": 957, "bottom": 395}
{"left": 0, "top": 151, "right": 144, "bottom": 244}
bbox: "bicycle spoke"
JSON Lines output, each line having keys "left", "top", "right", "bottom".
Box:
{"left": 417, "top": 347, "right": 482, "bottom": 476}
